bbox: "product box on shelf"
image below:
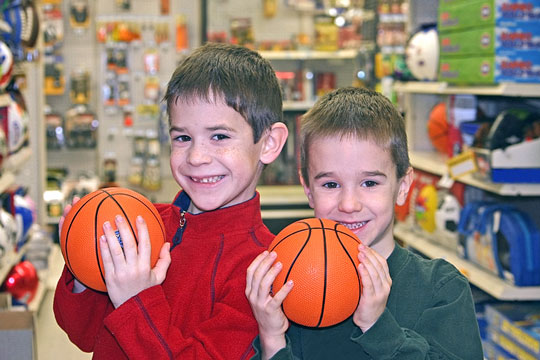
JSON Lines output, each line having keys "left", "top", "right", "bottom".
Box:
{"left": 439, "top": 22, "right": 540, "bottom": 57}
{"left": 472, "top": 137, "right": 540, "bottom": 183}
{"left": 485, "top": 302, "right": 540, "bottom": 359}
{"left": 0, "top": 310, "right": 37, "bottom": 360}
{"left": 438, "top": 0, "right": 540, "bottom": 33}
{"left": 483, "top": 339, "right": 518, "bottom": 359}
{"left": 438, "top": 50, "right": 540, "bottom": 84}
{"left": 487, "top": 326, "right": 537, "bottom": 360}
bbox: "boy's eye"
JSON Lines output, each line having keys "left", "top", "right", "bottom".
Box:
{"left": 323, "top": 182, "right": 339, "bottom": 189}
{"left": 212, "top": 134, "right": 230, "bottom": 141}
{"left": 173, "top": 135, "right": 191, "bottom": 142}
{"left": 362, "top": 180, "right": 378, "bottom": 187}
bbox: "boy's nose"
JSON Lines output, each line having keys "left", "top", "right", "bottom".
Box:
{"left": 338, "top": 192, "right": 362, "bottom": 213}
{"left": 187, "top": 144, "right": 211, "bottom": 166}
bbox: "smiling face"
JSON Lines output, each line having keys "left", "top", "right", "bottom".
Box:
{"left": 302, "top": 134, "right": 412, "bottom": 258}
{"left": 169, "top": 97, "right": 267, "bottom": 214}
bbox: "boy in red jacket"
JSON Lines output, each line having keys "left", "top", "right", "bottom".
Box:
{"left": 54, "top": 43, "right": 288, "bottom": 359}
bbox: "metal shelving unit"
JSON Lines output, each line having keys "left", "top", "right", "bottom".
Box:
{"left": 395, "top": 223, "right": 540, "bottom": 301}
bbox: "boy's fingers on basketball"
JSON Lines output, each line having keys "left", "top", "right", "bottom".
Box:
{"left": 253, "top": 252, "right": 277, "bottom": 298}
{"left": 260, "top": 261, "right": 282, "bottom": 296}
{"left": 99, "top": 235, "right": 115, "bottom": 276}
{"left": 273, "top": 280, "right": 293, "bottom": 305}
{"left": 102, "top": 220, "right": 125, "bottom": 268}
{"left": 135, "top": 216, "right": 151, "bottom": 263}
{"left": 357, "top": 263, "right": 375, "bottom": 296}
{"left": 115, "top": 215, "right": 138, "bottom": 265}
{"left": 366, "top": 249, "right": 391, "bottom": 285}
{"left": 247, "top": 251, "right": 268, "bottom": 289}
{"left": 153, "top": 243, "right": 171, "bottom": 283}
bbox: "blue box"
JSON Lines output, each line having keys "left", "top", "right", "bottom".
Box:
{"left": 485, "top": 302, "right": 540, "bottom": 358}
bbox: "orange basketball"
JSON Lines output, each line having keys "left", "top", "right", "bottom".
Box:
{"left": 269, "top": 218, "right": 361, "bottom": 327}
{"left": 60, "top": 187, "right": 166, "bottom": 292}
{"left": 427, "top": 102, "right": 449, "bottom": 154}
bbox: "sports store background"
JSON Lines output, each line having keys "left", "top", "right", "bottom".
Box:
{"left": 0, "top": 0, "right": 540, "bottom": 359}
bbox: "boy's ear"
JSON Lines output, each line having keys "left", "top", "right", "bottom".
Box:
{"left": 396, "top": 167, "right": 414, "bottom": 206}
{"left": 299, "top": 171, "right": 315, "bottom": 209}
{"left": 259, "top": 122, "right": 288, "bottom": 165}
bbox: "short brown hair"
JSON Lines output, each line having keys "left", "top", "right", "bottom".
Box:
{"left": 163, "top": 43, "right": 283, "bottom": 143}
{"left": 300, "top": 87, "right": 409, "bottom": 185}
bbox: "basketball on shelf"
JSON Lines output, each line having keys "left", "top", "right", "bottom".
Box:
{"left": 60, "top": 187, "right": 166, "bottom": 292}
{"left": 269, "top": 218, "right": 361, "bottom": 328}
{"left": 427, "top": 102, "right": 449, "bottom": 154}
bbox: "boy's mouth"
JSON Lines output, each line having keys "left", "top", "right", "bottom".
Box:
{"left": 190, "top": 175, "right": 224, "bottom": 184}
{"left": 339, "top": 221, "right": 367, "bottom": 230}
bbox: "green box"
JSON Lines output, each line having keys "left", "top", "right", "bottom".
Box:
{"left": 439, "top": 0, "right": 495, "bottom": 33}
{"left": 439, "top": 56, "right": 496, "bottom": 84}
{"left": 439, "top": 26, "right": 495, "bottom": 56}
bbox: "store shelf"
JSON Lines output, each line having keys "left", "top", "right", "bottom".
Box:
{"left": 259, "top": 48, "right": 369, "bottom": 60}
{"left": 0, "top": 172, "right": 16, "bottom": 193}
{"left": 3, "top": 147, "right": 32, "bottom": 172}
{"left": 394, "top": 223, "right": 540, "bottom": 301}
{"left": 0, "top": 243, "right": 30, "bottom": 285}
{"left": 258, "top": 185, "right": 308, "bottom": 205}
{"left": 410, "top": 150, "right": 540, "bottom": 196}
{"left": 262, "top": 209, "right": 314, "bottom": 219}
{"left": 283, "top": 100, "right": 315, "bottom": 111}
{"left": 394, "top": 81, "right": 540, "bottom": 97}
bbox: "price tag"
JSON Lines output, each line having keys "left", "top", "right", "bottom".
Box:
{"left": 446, "top": 150, "right": 477, "bottom": 179}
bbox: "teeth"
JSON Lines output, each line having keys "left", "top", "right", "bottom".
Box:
{"left": 340, "top": 221, "right": 367, "bottom": 230}
{"left": 192, "top": 176, "right": 223, "bottom": 184}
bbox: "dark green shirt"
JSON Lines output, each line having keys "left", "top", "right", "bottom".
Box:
{"left": 252, "top": 244, "right": 483, "bottom": 359}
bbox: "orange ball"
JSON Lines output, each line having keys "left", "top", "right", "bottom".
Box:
{"left": 269, "top": 218, "right": 361, "bottom": 327}
{"left": 428, "top": 102, "right": 449, "bottom": 154}
{"left": 60, "top": 187, "right": 166, "bottom": 292}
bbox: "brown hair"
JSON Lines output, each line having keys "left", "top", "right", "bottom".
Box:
{"left": 163, "top": 42, "right": 283, "bottom": 143}
{"left": 300, "top": 87, "right": 409, "bottom": 185}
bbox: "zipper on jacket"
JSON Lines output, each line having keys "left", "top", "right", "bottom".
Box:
{"left": 172, "top": 210, "right": 186, "bottom": 249}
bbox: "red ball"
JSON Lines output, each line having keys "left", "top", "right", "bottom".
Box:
{"left": 269, "top": 218, "right": 362, "bottom": 327}
{"left": 60, "top": 187, "right": 166, "bottom": 292}
{"left": 3, "top": 260, "right": 39, "bottom": 303}
{"left": 427, "top": 102, "right": 449, "bottom": 154}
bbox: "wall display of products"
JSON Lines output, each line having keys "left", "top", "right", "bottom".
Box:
{"left": 42, "top": 0, "right": 198, "bottom": 214}
{"left": 392, "top": 1, "right": 540, "bottom": 314}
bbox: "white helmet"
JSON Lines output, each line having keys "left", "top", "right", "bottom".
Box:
{"left": 0, "top": 41, "right": 13, "bottom": 90}
{"left": 405, "top": 28, "right": 439, "bottom": 81}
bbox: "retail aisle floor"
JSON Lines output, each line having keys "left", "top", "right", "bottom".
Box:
{"left": 36, "top": 290, "right": 91, "bottom": 360}
{"left": 36, "top": 244, "right": 91, "bottom": 360}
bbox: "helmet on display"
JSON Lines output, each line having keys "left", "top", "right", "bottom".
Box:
{"left": 0, "top": 41, "right": 13, "bottom": 90}
{"left": 7, "top": 100, "right": 29, "bottom": 154}
{"left": 0, "top": 224, "right": 11, "bottom": 260}
{"left": 435, "top": 193, "right": 461, "bottom": 234}
{"left": 2, "top": 260, "right": 39, "bottom": 304}
{"left": 405, "top": 28, "right": 439, "bottom": 81}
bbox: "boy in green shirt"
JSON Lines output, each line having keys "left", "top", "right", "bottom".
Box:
{"left": 246, "top": 87, "right": 483, "bottom": 359}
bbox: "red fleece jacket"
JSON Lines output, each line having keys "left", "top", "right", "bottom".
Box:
{"left": 53, "top": 191, "right": 273, "bottom": 359}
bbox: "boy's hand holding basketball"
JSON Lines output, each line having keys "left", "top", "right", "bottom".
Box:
{"left": 246, "top": 251, "right": 293, "bottom": 359}
{"left": 353, "top": 244, "right": 392, "bottom": 333}
{"left": 99, "top": 215, "right": 171, "bottom": 308}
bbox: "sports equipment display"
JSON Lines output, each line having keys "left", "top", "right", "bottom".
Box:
{"left": 60, "top": 187, "right": 166, "bottom": 292}
{"left": 2, "top": 260, "right": 38, "bottom": 303}
{"left": 405, "top": 27, "right": 439, "bottom": 81}
{"left": 427, "top": 102, "right": 449, "bottom": 154}
{"left": 269, "top": 218, "right": 361, "bottom": 328}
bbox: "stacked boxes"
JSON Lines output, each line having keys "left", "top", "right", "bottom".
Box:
{"left": 484, "top": 302, "right": 540, "bottom": 360}
{"left": 438, "top": 0, "right": 540, "bottom": 84}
